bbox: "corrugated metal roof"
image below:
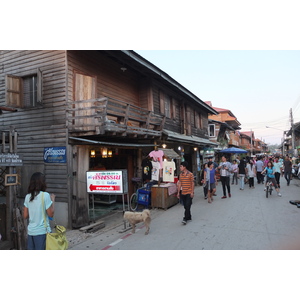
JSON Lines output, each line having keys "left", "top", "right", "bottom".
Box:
{"left": 69, "top": 137, "right": 156, "bottom": 147}
{"left": 163, "top": 130, "right": 218, "bottom": 146}
{"left": 158, "top": 148, "right": 180, "bottom": 159}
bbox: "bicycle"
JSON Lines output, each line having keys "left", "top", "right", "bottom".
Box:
{"left": 129, "top": 177, "right": 143, "bottom": 211}
{"left": 265, "top": 180, "right": 273, "bottom": 198}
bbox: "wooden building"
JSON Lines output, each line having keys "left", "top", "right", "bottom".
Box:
{"left": 0, "top": 50, "right": 218, "bottom": 229}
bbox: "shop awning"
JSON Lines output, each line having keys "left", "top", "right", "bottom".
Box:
{"left": 158, "top": 148, "right": 180, "bottom": 159}
{"left": 69, "top": 137, "right": 157, "bottom": 147}
{"left": 162, "top": 130, "right": 218, "bottom": 147}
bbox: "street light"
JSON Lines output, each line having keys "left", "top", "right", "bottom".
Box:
{"left": 265, "top": 126, "right": 285, "bottom": 155}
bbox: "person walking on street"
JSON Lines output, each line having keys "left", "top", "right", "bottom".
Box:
{"left": 231, "top": 160, "right": 238, "bottom": 185}
{"left": 206, "top": 161, "right": 218, "bottom": 203}
{"left": 208, "top": 156, "right": 218, "bottom": 196}
{"left": 218, "top": 156, "right": 232, "bottom": 198}
{"left": 283, "top": 155, "right": 292, "bottom": 186}
{"left": 208, "top": 156, "right": 218, "bottom": 169}
{"left": 200, "top": 162, "right": 209, "bottom": 200}
{"left": 246, "top": 160, "right": 256, "bottom": 189}
{"left": 177, "top": 161, "right": 194, "bottom": 225}
{"left": 255, "top": 156, "right": 264, "bottom": 184}
{"left": 23, "top": 172, "right": 55, "bottom": 250}
{"left": 273, "top": 156, "right": 283, "bottom": 188}
{"left": 238, "top": 157, "right": 247, "bottom": 190}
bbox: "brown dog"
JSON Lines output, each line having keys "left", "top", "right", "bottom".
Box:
{"left": 123, "top": 209, "right": 151, "bottom": 235}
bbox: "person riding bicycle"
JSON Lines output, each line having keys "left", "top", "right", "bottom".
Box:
{"left": 261, "top": 161, "right": 282, "bottom": 197}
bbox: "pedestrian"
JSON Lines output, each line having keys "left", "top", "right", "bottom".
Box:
{"left": 23, "top": 172, "right": 55, "bottom": 250}
{"left": 218, "top": 156, "right": 232, "bottom": 198}
{"left": 246, "top": 160, "right": 256, "bottom": 188}
{"left": 177, "top": 161, "right": 194, "bottom": 225}
{"left": 262, "top": 161, "right": 282, "bottom": 197}
{"left": 238, "top": 157, "right": 247, "bottom": 190}
{"left": 273, "top": 156, "right": 283, "bottom": 188}
{"left": 200, "top": 162, "right": 209, "bottom": 200}
{"left": 283, "top": 155, "right": 292, "bottom": 186}
{"left": 263, "top": 156, "right": 269, "bottom": 168}
{"left": 207, "top": 156, "right": 218, "bottom": 196}
{"left": 255, "top": 156, "right": 264, "bottom": 184}
{"left": 231, "top": 160, "right": 238, "bottom": 185}
{"left": 207, "top": 161, "right": 218, "bottom": 203}
{"left": 208, "top": 156, "right": 218, "bottom": 169}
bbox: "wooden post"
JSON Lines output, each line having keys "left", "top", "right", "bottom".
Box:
{"left": 6, "top": 166, "right": 14, "bottom": 242}
{"left": 2, "top": 132, "right": 5, "bottom": 153}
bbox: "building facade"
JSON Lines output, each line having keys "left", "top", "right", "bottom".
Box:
{"left": 0, "top": 50, "right": 218, "bottom": 229}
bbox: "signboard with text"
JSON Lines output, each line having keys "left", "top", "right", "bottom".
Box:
{"left": 44, "top": 147, "right": 66, "bottom": 163}
{"left": 86, "top": 170, "right": 128, "bottom": 194}
{"left": 0, "top": 153, "right": 23, "bottom": 166}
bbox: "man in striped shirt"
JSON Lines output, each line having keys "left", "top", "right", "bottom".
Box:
{"left": 177, "top": 161, "right": 195, "bottom": 225}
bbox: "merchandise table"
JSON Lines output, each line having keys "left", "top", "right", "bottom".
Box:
{"left": 151, "top": 183, "right": 178, "bottom": 210}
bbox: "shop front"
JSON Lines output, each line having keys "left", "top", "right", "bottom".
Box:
{"left": 69, "top": 132, "right": 217, "bottom": 228}
{"left": 69, "top": 137, "right": 158, "bottom": 227}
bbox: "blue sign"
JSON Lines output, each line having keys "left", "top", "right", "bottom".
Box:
{"left": 44, "top": 147, "right": 66, "bottom": 163}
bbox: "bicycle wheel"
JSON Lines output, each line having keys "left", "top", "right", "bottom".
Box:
{"left": 269, "top": 186, "right": 272, "bottom": 195}
{"left": 266, "top": 185, "right": 269, "bottom": 198}
{"left": 130, "top": 192, "right": 138, "bottom": 211}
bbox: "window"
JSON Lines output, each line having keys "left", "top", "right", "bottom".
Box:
{"left": 159, "top": 91, "right": 171, "bottom": 118}
{"left": 164, "top": 95, "right": 171, "bottom": 118}
{"left": 208, "top": 124, "right": 215, "bottom": 137}
{"left": 6, "top": 69, "right": 42, "bottom": 108}
{"left": 199, "top": 113, "right": 203, "bottom": 129}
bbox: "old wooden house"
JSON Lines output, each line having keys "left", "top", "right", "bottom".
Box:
{"left": 0, "top": 50, "right": 218, "bottom": 230}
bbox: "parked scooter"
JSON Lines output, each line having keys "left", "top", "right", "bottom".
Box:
{"left": 292, "top": 164, "right": 300, "bottom": 179}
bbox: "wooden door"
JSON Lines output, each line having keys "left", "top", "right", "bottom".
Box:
{"left": 72, "top": 145, "right": 90, "bottom": 228}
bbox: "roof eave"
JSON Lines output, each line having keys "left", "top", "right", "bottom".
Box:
{"left": 121, "top": 50, "right": 219, "bottom": 115}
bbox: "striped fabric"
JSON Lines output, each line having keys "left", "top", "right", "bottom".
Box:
{"left": 179, "top": 171, "right": 194, "bottom": 195}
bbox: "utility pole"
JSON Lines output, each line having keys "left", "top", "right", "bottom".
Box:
{"left": 250, "top": 129, "right": 253, "bottom": 156}
{"left": 290, "top": 108, "right": 295, "bottom": 154}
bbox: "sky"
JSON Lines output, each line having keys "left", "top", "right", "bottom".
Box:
{"left": 135, "top": 50, "right": 300, "bottom": 145}
{"left": 2, "top": 2, "right": 300, "bottom": 146}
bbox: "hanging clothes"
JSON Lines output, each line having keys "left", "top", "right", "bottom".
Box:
{"left": 142, "top": 157, "right": 152, "bottom": 181}
{"left": 151, "top": 161, "right": 160, "bottom": 181}
{"left": 149, "top": 149, "right": 164, "bottom": 169}
{"left": 162, "top": 160, "right": 176, "bottom": 182}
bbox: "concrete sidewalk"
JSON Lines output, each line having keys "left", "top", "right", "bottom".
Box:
{"left": 68, "top": 177, "right": 300, "bottom": 250}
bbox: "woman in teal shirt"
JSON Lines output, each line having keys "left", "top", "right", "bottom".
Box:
{"left": 23, "top": 172, "right": 55, "bottom": 250}
{"left": 262, "top": 161, "right": 282, "bottom": 197}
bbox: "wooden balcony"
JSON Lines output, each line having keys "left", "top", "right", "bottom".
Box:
{"left": 67, "top": 97, "right": 165, "bottom": 138}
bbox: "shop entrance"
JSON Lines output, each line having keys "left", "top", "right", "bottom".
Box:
{"left": 88, "top": 147, "right": 134, "bottom": 220}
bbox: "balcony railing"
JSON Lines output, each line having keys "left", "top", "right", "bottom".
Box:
{"left": 67, "top": 97, "right": 165, "bottom": 137}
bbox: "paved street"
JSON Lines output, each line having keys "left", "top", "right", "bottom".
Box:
{"left": 69, "top": 177, "right": 300, "bottom": 250}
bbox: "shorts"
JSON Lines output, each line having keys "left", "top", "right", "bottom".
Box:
{"left": 209, "top": 182, "right": 216, "bottom": 191}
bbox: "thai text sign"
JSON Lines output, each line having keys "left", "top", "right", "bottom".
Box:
{"left": 44, "top": 147, "right": 66, "bottom": 163}
{"left": 0, "top": 153, "right": 23, "bottom": 166}
{"left": 87, "top": 170, "right": 126, "bottom": 194}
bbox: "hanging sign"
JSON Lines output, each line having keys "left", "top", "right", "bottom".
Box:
{"left": 86, "top": 170, "right": 128, "bottom": 194}
{"left": 0, "top": 153, "right": 23, "bottom": 166}
{"left": 44, "top": 147, "right": 66, "bottom": 163}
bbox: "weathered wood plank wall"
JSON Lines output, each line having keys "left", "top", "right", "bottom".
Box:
{"left": 0, "top": 50, "right": 69, "bottom": 203}
{"left": 67, "top": 51, "right": 142, "bottom": 106}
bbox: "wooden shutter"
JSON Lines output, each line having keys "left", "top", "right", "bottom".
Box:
{"left": 74, "top": 72, "right": 96, "bottom": 129}
{"left": 37, "top": 68, "right": 43, "bottom": 103}
{"left": 5, "top": 75, "right": 22, "bottom": 107}
{"left": 159, "top": 90, "right": 165, "bottom": 114}
{"left": 186, "top": 106, "right": 191, "bottom": 135}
